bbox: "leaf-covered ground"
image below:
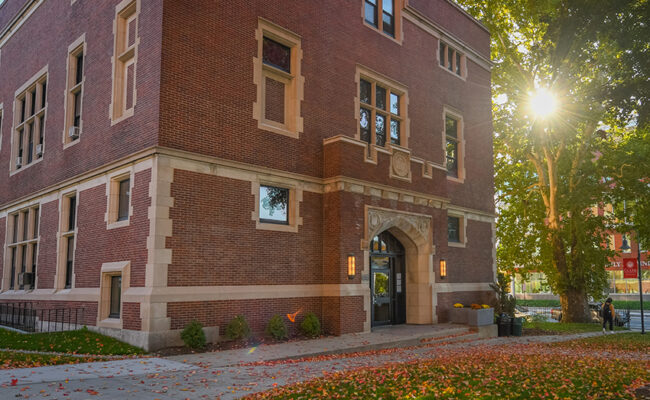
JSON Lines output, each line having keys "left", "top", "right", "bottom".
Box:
{"left": 0, "top": 351, "right": 100, "bottom": 369}
{"left": 247, "top": 334, "right": 649, "bottom": 399}
{"left": 0, "top": 328, "right": 144, "bottom": 357}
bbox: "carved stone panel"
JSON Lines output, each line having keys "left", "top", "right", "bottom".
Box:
{"left": 365, "top": 207, "right": 431, "bottom": 251}
{"left": 389, "top": 147, "right": 412, "bottom": 182}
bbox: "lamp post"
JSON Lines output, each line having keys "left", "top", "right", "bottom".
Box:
{"left": 620, "top": 234, "right": 645, "bottom": 334}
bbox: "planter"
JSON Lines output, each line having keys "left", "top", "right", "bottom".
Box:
{"left": 449, "top": 307, "right": 468, "bottom": 324}
{"left": 467, "top": 308, "right": 494, "bottom": 326}
{"left": 450, "top": 307, "right": 494, "bottom": 326}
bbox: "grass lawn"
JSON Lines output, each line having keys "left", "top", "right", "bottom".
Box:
{"left": 248, "top": 336, "right": 649, "bottom": 399}
{"left": 552, "top": 332, "right": 649, "bottom": 352}
{"left": 0, "top": 350, "right": 100, "bottom": 369}
{"left": 0, "top": 327, "right": 144, "bottom": 356}
{"left": 518, "top": 299, "right": 644, "bottom": 310}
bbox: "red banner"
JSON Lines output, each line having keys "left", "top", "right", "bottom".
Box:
{"left": 622, "top": 258, "right": 638, "bottom": 279}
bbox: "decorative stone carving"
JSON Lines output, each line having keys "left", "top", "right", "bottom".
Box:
{"left": 390, "top": 148, "right": 412, "bottom": 182}
{"left": 366, "top": 207, "right": 431, "bottom": 250}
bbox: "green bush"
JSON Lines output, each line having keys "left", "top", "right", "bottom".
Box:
{"left": 225, "top": 315, "right": 251, "bottom": 341}
{"left": 265, "top": 314, "right": 288, "bottom": 340}
{"left": 180, "top": 320, "right": 206, "bottom": 349}
{"left": 300, "top": 312, "right": 321, "bottom": 338}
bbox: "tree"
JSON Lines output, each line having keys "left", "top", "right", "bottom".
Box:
{"left": 455, "top": 0, "right": 649, "bottom": 321}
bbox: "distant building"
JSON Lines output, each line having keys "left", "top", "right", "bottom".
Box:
{"left": 0, "top": 0, "right": 495, "bottom": 350}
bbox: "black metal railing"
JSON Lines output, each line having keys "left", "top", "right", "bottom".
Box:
{"left": 0, "top": 302, "right": 85, "bottom": 333}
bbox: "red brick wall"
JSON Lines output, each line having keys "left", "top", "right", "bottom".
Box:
{"left": 166, "top": 169, "right": 323, "bottom": 286}
{"left": 0, "top": 0, "right": 163, "bottom": 206}
{"left": 167, "top": 297, "right": 323, "bottom": 336}
{"left": 0, "top": 300, "right": 99, "bottom": 327}
{"left": 445, "top": 219, "right": 495, "bottom": 283}
{"left": 122, "top": 302, "right": 141, "bottom": 330}
{"left": 74, "top": 169, "right": 150, "bottom": 288}
{"left": 0, "top": 0, "right": 29, "bottom": 31}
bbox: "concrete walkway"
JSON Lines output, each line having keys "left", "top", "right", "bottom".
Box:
{"left": 0, "top": 327, "right": 629, "bottom": 399}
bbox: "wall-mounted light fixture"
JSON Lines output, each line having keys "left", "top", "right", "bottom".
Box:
{"left": 439, "top": 259, "right": 447, "bottom": 279}
{"left": 347, "top": 253, "right": 356, "bottom": 280}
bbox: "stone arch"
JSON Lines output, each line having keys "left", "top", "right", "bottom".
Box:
{"left": 363, "top": 207, "right": 435, "bottom": 326}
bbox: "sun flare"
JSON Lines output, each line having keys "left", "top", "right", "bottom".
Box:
{"left": 529, "top": 89, "right": 557, "bottom": 118}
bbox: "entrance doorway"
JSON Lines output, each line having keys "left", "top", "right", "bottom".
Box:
{"left": 370, "top": 231, "right": 406, "bottom": 326}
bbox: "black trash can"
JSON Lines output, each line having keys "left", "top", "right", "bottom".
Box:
{"left": 511, "top": 317, "right": 523, "bottom": 337}
{"left": 497, "top": 314, "right": 511, "bottom": 337}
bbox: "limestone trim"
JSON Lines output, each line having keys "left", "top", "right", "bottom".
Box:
{"left": 54, "top": 191, "right": 78, "bottom": 290}
{"left": 97, "top": 261, "right": 130, "bottom": 329}
{"left": 253, "top": 18, "right": 304, "bottom": 138}
{"left": 105, "top": 166, "right": 134, "bottom": 229}
{"left": 122, "top": 284, "right": 368, "bottom": 303}
{"left": 442, "top": 106, "right": 465, "bottom": 183}
{"left": 0, "top": 103, "right": 4, "bottom": 153}
{"left": 251, "top": 179, "right": 303, "bottom": 233}
{"left": 2, "top": 205, "right": 40, "bottom": 292}
{"left": 437, "top": 40, "right": 467, "bottom": 81}
{"left": 389, "top": 145, "right": 412, "bottom": 182}
{"left": 62, "top": 34, "right": 86, "bottom": 148}
{"left": 0, "top": 0, "right": 43, "bottom": 48}
{"left": 0, "top": 287, "right": 99, "bottom": 301}
{"left": 361, "top": 0, "right": 404, "bottom": 45}
{"left": 446, "top": 209, "right": 467, "bottom": 248}
{"left": 403, "top": 6, "right": 492, "bottom": 71}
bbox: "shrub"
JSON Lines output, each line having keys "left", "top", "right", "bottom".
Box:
{"left": 180, "top": 320, "right": 206, "bottom": 349}
{"left": 265, "top": 314, "right": 288, "bottom": 340}
{"left": 300, "top": 312, "right": 321, "bottom": 338}
{"left": 225, "top": 315, "right": 251, "bottom": 341}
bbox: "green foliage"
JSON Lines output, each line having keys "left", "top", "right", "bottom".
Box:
{"left": 517, "top": 299, "right": 561, "bottom": 307}
{"left": 491, "top": 272, "right": 516, "bottom": 317}
{"left": 453, "top": 0, "right": 650, "bottom": 320}
{"left": 299, "top": 312, "right": 321, "bottom": 338}
{"left": 0, "top": 329, "right": 144, "bottom": 355}
{"left": 265, "top": 314, "right": 288, "bottom": 340}
{"left": 225, "top": 315, "right": 251, "bottom": 341}
{"left": 524, "top": 321, "right": 624, "bottom": 334}
{"left": 180, "top": 320, "right": 206, "bottom": 349}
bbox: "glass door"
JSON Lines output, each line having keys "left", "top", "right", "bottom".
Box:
{"left": 371, "top": 255, "right": 392, "bottom": 326}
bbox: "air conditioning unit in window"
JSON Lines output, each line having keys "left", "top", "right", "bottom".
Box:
{"left": 18, "top": 272, "right": 34, "bottom": 287}
{"left": 15, "top": 157, "right": 22, "bottom": 168}
{"left": 36, "top": 144, "right": 43, "bottom": 157}
{"left": 68, "top": 126, "right": 80, "bottom": 140}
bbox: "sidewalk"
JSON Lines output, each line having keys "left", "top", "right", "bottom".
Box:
{"left": 167, "top": 323, "right": 475, "bottom": 367}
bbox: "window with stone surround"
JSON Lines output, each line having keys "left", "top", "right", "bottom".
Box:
{"left": 447, "top": 212, "right": 466, "bottom": 247}
{"left": 57, "top": 193, "right": 77, "bottom": 289}
{"left": 64, "top": 36, "right": 86, "bottom": 145}
{"left": 98, "top": 261, "right": 129, "bottom": 328}
{"left": 252, "top": 180, "right": 303, "bottom": 233}
{"left": 253, "top": 18, "right": 304, "bottom": 138}
{"left": 110, "top": 0, "right": 138, "bottom": 124}
{"left": 444, "top": 109, "right": 465, "bottom": 182}
{"left": 357, "top": 67, "right": 407, "bottom": 149}
{"left": 4, "top": 206, "right": 39, "bottom": 291}
{"left": 106, "top": 171, "right": 133, "bottom": 228}
{"left": 439, "top": 41, "right": 466, "bottom": 78}
{"left": 363, "top": 0, "right": 402, "bottom": 41}
{"left": 12, "top": 72, "right": 47, "bottom": 172}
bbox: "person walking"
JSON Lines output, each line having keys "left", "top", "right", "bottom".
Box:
{"left": 602, "top": 297, "right": 615, "bottom": 334}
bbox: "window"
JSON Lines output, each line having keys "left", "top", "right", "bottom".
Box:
{"left": 447, "top": 213, "right": 466, "bottom": 247}
{"left": 109, "top": 275, "right": 122, "bottom": 318}
{"left": 363, "top": 0, "right": 400, "bottom": 40}
{"left": 443, "top": 110, "right": 465, "bottom": 181}
{"left": 57, "top": 194, "right": 77, "bottom": 289}
{"left": 253, "top": 18, "right": 304, "bottom": 138}
{"left": 358, "top": 70, "right": 406, "bottom": 148}
{"left": 439, "top": 41, "right": 465, "bottom": 78}
{"left": 12, "top": 74, "right": 47, "bottom": 171}
{"left": 65, "top": 37, "right": 85, "bottom": 144}
{"left": 5, "top": 206, "right": 39, "bottom": 291}
{"left": 111, "top": 0, "right": 138, "bottom": 123}
{"left": 107, "top": 172, "right": 132, "bottom": 227}
{"left": 259, "top": 185, "right": 289, "bottom": 225}
{"left": 252, "top": 180, "right": 303, "bottom": 232}
{"left": 448, "top": 216, "right": 460, "bottom": 243}
{"left": 117, "top": 178, "right": 130, "bottom": 221}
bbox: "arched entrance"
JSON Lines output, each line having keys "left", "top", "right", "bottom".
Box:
{"left": 370, "top": 231, "right": 406, "bottom": 326}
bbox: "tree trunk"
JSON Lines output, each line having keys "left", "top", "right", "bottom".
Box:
{"left": 560, "top": 288, "right": 589, "bottom": 323}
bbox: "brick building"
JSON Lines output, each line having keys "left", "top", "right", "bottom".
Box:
{"left": 0, "top": 0, "right": 495, "bottom": 350}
